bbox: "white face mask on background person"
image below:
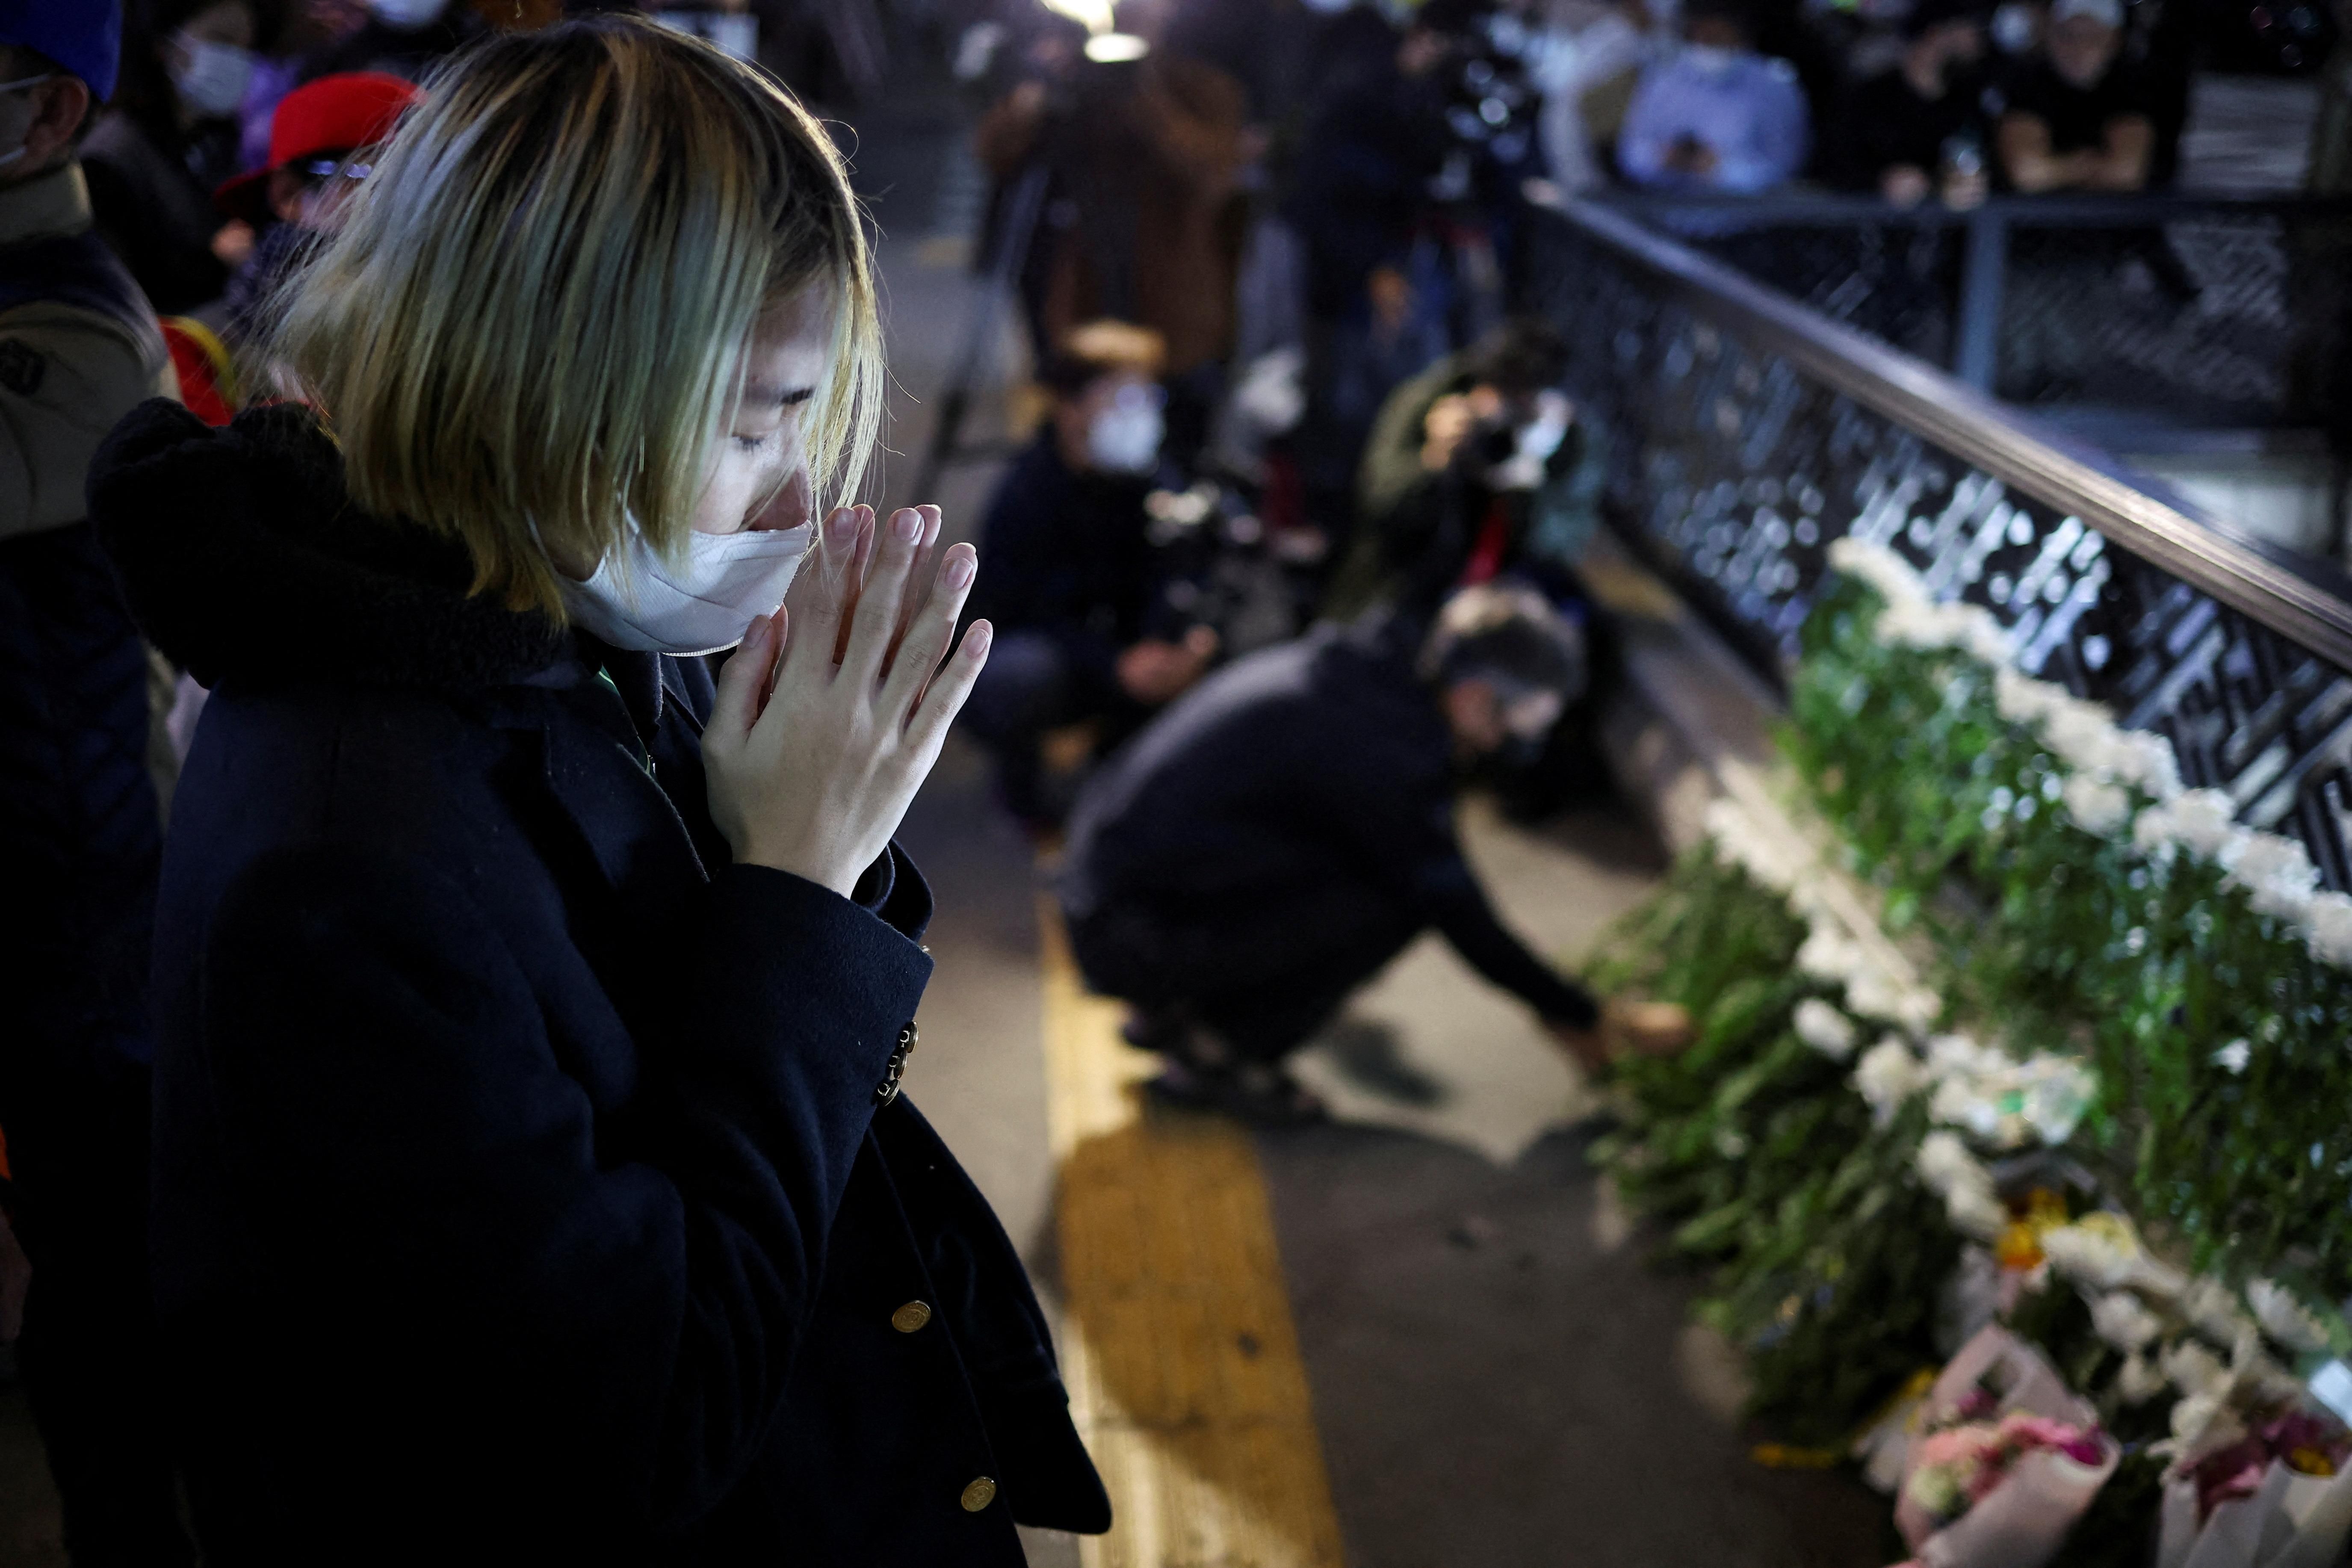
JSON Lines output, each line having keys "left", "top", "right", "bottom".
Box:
{"left": 367, "top": 0, "right": 454, "bottom": 30}
{"left": 1682, "top": 41, "right": 1740, "bottom": 74}
{"left": 560, "top": 520, "right": 815, "bottom": 656}
{"left": 0, "top": 74, "right": 53, "bottom": 171}
{"left": 1087, "top": 385, "right": 1165, "bottom": 475}
{"left": 171, "top": 35, "right": 254, "bottom": 119}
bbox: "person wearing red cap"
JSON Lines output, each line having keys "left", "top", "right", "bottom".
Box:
{"left": 216, "top": 70, "right": 417, "bottom": 342}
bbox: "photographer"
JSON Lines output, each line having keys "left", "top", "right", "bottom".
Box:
{"left": 1325, "top": 316, "right": 1599, "bottom": 625}
{"left": 1058, "top": 584, "right": 1688, "bottom": 1125}
{"left": 960, "top": 321, "right": 1216, "bottom": 827}
{"left": 1995, "top": 0, "right": 2155, "bottom": 192}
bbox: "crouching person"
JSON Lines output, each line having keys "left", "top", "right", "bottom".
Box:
{"left": 1057, "top": 583, "right": 1687, "bottom": 1124}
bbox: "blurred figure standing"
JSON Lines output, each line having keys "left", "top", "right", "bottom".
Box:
{"left": 81, "top": 0, "right": 273, "bottom": 314}
{"left": 1616, "top": 0, "right": 1809, "bottom": 192}
{"left": 960, "top": 322, "right": 1217, "bottom": 827}
{"left": 0, "top": 3, "right": 193, "bottom": 1561}
{"left": 1834, "top": 0, "right": 1991, "bottom": 206}
{"left": 1994, "top": 0, "right": 2154, "bottom": 192}
{"left": 975, "top": 0, "right": 1250, "bottom": 437}
{"left": 298, "top": 0, "right": 482, "bottom": 83}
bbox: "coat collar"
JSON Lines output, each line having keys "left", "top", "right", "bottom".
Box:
{"left": 92, "top": 399, "right": 574, "bottom": 693}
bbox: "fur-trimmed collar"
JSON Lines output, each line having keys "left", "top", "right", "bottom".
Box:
{"left": 90, "top": 399, "right": 571, "bottom": 691}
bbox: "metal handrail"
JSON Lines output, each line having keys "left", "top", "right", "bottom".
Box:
{"left": 1552, "top": 196, "right": 2352, "bottom": 672}
{"left": 1584, "top": 190, "right": 2352, "bottom": 226}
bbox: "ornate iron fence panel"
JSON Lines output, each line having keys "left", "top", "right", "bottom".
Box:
{"left": 1529, "top": 203, "right": 2352, "bottom": 889}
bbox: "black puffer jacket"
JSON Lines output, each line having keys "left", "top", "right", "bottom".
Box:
{"left": 89, "top": 400, "right": 1109, "bottom": 1565}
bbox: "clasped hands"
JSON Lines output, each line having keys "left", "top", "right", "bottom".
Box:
{"left": 706, "top": 504, "right": 990, "bottom": 897}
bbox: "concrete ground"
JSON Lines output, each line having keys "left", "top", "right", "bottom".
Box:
{"left": 0, "top": 72, "right": 1894, "bottom": 1568}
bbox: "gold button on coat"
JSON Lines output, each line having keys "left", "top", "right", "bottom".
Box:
{"left": 890, "top": 1300, "right": 932, "bottom": 1334}
{"left": 960, "top": 1476, "right": 997, "bottom": 1512}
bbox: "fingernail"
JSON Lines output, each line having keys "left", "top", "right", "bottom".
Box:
{"left": 967, "top": 621, "right": 993, "bottom": 658}
{"left": 826, "top": 508, "right": 856, "bottom": 547}
{"left": 892, "top": 508, "right": 921, "bottom": 543}
{"left": 943, "top": 552, "right": 975, "bottom": 589}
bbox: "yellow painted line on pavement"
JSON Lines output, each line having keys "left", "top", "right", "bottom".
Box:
{"left": 1037, "top": 895, "right": 1347, "bottom": 1568}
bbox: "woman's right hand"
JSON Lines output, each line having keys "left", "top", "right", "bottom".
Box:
{"left": 704, "top": 504, "right": 992, "bottom": 898}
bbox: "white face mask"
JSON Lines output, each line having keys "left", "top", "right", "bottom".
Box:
{"left": 171, "top": 36, "right": 254, "bottom": 119}
{"left": 0, "top": 74, "right": 53, "bottom": 171}
{"left": 1489, "top": 389, "right": 1573, "bottom": 491}
{"left": 368, "top": 0, "right": 453, "bottom": 28}
{"left": 1087, "top": 385, "right": 1165, "bottom": 475}
{"left": 560, "top": 522, "right": 814, "bottom": 656}
{"left": 1683, "top": 41, "right": 1740, "bottom": 75}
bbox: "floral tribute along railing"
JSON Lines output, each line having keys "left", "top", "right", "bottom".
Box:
{"left": 1524, "top": 197, "right": 2352, "bottom": 893}
{"left": 1582, "top": 539, "right": 2352, "bottom": 1568}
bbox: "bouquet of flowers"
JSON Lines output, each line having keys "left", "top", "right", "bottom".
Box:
{"left": 1891, "top": 1327, "right": 2119, "bottom": 1568}
{"left": 2155, "top": 1406, "right": 2352, "bottom": 1568}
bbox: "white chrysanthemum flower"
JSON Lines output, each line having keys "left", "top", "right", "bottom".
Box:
{"left": 1854, "top": 1038, "right": 1929, "bottom": 1122}
{"left": 1930, "top": 1077, "right": 2009, "bottom": 1144}
{"left": 2212, "top": 1039, "right": 2251, "bottom": 1075}
{"left": 2163, "top": 1339, "right": 2230, "bottom": 1397}
{"left": 2307, "top": 892, "right": 2352, "bottom": 971}
{"left": 2246, "top": 1279, "right": 2333, "bottom": 1355}
{"left": 2139, "top": 790, "right": 2246, "bottom": 864}
{"left": 2183, "top": 1278, "right": 2257, "bottom": 1351}
{"left": 2113, "top": 731, "right": 2184, "bottom": 801}
{"left": 1797, "top": 925, "right": 1865, "bottom": 985}
{"left": 1995, "top": 667, "right": 2068, "bottom": 726}
{"left": 2091, "top": 1292, "right": 2165, "bottom": 1352}
{"left": 2039, "top": 1216, "right": 2142, "bottom": 1291}
{"left": 1713, "top": 1125, "right": 1750, "bottom": 1160}
{"left": 2117, "top": 1352, "right": 2169, "bottom": 1405}
{"left": 1916, "top": 1131, "right": 2006, "bottom": 1239}
{"left": 1792, "top": 997, "right": 1859, "bottom": 1059}
{"left": 2228, "top": 833, "right": 2319, "bottom": 923}
{"left": 1944, "top": 1184, "right": 2009, "bottom": 1241}
{"left": 2063, "top": 774, "right": 2132, "bottom": 837}
{"left": 2044, "top": 700, "right": 2126, "bottom": 777}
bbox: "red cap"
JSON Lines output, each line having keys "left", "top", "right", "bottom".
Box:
{"left": 214, "top": 72, "right": 421, "bottom": 224}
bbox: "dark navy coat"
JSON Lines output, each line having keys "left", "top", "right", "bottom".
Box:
{"left": 90, "top": 401, "right": 1108, "bottom": 1565}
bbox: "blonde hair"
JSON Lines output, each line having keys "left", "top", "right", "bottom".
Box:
{"left": 264, "top": 17, "right": 881, "bottom": 618}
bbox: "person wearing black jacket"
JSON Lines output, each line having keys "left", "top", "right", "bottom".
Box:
{"left": 86, "top": 21, "right": 1105, "bottom": 1560}
{"left": 961, "top": 322, "right": 1216, "bottom": 825}
{"left": 1058, "top": 584, "right": 1684, "bottom": 1123}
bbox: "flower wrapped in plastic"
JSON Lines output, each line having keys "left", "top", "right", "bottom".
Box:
{"left": 2154, "top": 1406, "right": 2352, "bottom": 1568}
{"left": 1890, "top": 1326, "right": 2119, "bottom": 1568}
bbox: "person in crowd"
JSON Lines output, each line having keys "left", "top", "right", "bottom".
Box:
{"left": 1994, "top": 0, "right": 2154, "bottom": 191}
{"left": 0, "top": 3, "right": 197, "bottom": 1560}
{"left": 1324, "top": 317, "right": 1596, "bottom": 625}
{"left": 1835, "top": 0, "right": 1992, "bottom": 206}
{"left": 1616, "top": 0, "right": 1810, "bottom": 192}
{"left": 81, "top": 0, "right": 276, "bottom": 314}
{"left": 960, "top": 321, "right": 1216, "bottom": 827}
{"left": 214, "top": 68, "right": 415, "bottom": 341}
{"left": 1058, "top": 583, "right": 1689, "bottom": 1124}
{"left": 974, "top": 0, "right": 1250, "bottom": 435}
{"left": 86, "top": 18, "right": 1107, "bottom": 1559}
{"left": 1530, "top": 0, "right": 1657, "bottom": 196}
{"left": 1282, "top": 10, "right": 1452, "bottom": 542}
{"left": 299, "top": 0, "right": 483, "bottom": 83}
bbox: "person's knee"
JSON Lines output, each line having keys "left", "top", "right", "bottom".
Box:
{"left": 959, "top": 630, "right": 1070, "bottom": 744}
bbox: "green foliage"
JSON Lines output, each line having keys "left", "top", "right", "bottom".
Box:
{"left": 1785, "top": 578, "right": 2352, "bottom": 1297}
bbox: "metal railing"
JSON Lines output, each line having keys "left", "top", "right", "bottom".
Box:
{"left": 1582, "top": 190, "right": 2352, "bottom": 439}
{"left": 1527, "top": 196, "right": 2352, "bottom": 888}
